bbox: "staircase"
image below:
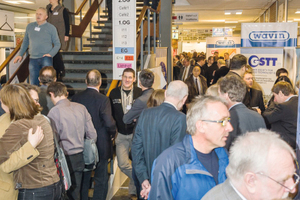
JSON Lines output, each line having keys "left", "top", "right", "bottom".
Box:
{"left": 61, "top": 1, "right": 145, "bottom": 97}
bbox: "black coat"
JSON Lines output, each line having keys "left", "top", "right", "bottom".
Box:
{"left": 72, "top": 88, "right": 117, "bottom": 160}
{"left": 263, "top": 96, "right": 298, "bottom": 149}
{"left": 185, "top": 74, "right": 207, "bottom": 104}
{"left": 212, "top": 66, "right": 229, "bottom": 84}
{"left": 249, "top": 88, "right": 265, "bottom": 113}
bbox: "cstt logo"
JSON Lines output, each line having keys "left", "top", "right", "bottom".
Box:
{"left": 248, "top": 55, "right": 278, "bottom": 68}
{"left": 249, "top": 31, "right": 290, "bottom": 42}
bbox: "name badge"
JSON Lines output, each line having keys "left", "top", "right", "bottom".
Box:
{"left": 34, "top": 27, "right": 40, "bottom": 31}
{"left": 112, "top": 99, "right": 121, "bottom": 104}
{"left": 53, "top": 12, "right": 59, "bottom": 15}
{"left": 126, "top": 105, "right": 132, "bottom": 110}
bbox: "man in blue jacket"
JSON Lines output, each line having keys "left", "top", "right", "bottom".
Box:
{"left": 148, "top": 95, "right": 233, "bottom": 200}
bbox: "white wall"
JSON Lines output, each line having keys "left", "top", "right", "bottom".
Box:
{"left": 181, "top": 42, "right": 206, "bottom": 53}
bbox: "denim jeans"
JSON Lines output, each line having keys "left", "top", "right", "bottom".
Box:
{"left": 116, "top": 133, "right": 136, "bottom": 194}
{"left": 29, "top": 56, "right": 53, "bottom": 85}
{"left": 18, "top": 181, "right": 62, "bottom": 200}
{"left": 65, "top": 152, "right": 85, "bottom": 200}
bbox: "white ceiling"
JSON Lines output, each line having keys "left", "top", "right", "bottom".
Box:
{"left": 1, "top": 0, "right": 300, "bottom": 40}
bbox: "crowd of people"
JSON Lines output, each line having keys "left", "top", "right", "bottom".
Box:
{"left": 0, "top": 51, "right": 299, "bottom": 200}
{"left": 0, "top": 3, "right": 299, "bottom": 200}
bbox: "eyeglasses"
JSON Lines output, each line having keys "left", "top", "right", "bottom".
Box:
{"left": 256, "top": 172, "right": 300, "bottom": 191}
{"left": 202, "top": 117, "right": 231, "bottom": 127}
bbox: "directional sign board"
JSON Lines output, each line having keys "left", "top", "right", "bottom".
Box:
{"left": 113, "top": 0, "right": 136, "bottom": 80}
{"left": 172, "top": 13, "right": 198, "bottom": 22}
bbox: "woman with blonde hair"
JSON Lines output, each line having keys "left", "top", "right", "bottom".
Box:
{"left": 0, "top": 84, "right": 61, "bottom": 200}
{"left": 147, "top": 89, "right": 165, "bottom": 108}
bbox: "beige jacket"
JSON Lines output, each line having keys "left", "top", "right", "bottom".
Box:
{"left": 0, "top": 114, "right": 59, "bottom": 190}
{"left": 0, "top": 113, "right": 39, "bottom": 200}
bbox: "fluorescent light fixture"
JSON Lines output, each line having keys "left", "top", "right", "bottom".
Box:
{"left": 236, "top": 11, "right": 242, "bottom": 15}
{"left": 3, "top": 0, "right": 35, "bottom": 4}
{"left": 15, "top": 16, "right": 34, "bottom": 19}
{"left": 225, "top": 10, "right": 242, "bottom": 15}
{"left": 294, "top": 18, "right": 300, "bottom": 21}
{"left": 296, "top": 10, "right": 300, "bottom": 14}
{"left": 200, "top": 20, "right": 225, "bottom": 22}
{"left": 225, "top": 12, "right": 231, "bottom": 15}
{"left": 225, "top": 21, "right": 238, "bottom": 23}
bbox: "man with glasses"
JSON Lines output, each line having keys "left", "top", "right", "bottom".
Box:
{"left": 147, "top": 95, "right": 233, "bottom": 200}
{"left": 218, "top": 75, "right": 266, "bottom": 150}
{"left": 203, "top": 129, "right": 298, "bottom": 200}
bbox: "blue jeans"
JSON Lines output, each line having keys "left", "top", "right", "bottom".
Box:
{"left": 18, "top": 181, "right": 62, "bottom": 200}
{"left": 29, "top": 56, "right": 53, "bottom": 85}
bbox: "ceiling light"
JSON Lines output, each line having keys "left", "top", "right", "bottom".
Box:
{"left": 225, "top": 12, "right": 231, "bottom": 15}
{"left": 294, "top": 19, "right": 300, "bottom": 21}
{"left": 225, "top": 21, "right": 238, "bottom": 23}
{"left": 236, "top": 11, "right": 242, "bottom": 15}
{"left": 296, "top": 10, "right": 300, "bottom": 14}
{"left": 3, "top": 0, "right": 35, "bottom": 4}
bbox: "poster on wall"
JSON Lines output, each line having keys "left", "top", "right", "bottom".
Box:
{"left": 206, "top": 37, "right": 241, "bottom": 59}
{"left": 241, "top": 22, "right": 298, "bottom": 84}
{"left": 241, "top": 48, "right": 283, "bottom": 100}
{"left": 155, "top": 47, "right": 168, "bottom": 88}
{"left": 112, "top": 0, "right": 136, "bottom": 80}
{"left": 0, "top": 10, "right": 14, "bottom": 48}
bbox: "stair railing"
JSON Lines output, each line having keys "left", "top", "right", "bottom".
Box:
{"left": 136, "top": 2, "right": 161, "bottom": 70}
{"left": 0, "top": 0, "right": 103, "bottom": 85}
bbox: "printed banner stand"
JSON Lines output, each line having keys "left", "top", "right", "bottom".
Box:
{"left": 113, "top": 0, "right": 136, "bottom": 80}
{"left": 206, "top": 37, "right": 241, "bottom": 59}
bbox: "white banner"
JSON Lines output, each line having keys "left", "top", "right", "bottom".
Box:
{"left": 241, "top": 22, "right": 298, "bottom": 47}
{"left": 206, "top": 37, "right": 241, "bottom": 59}
{"left": 113, "top": 0, "right": 136, "bottom": 80}
{"left": 241, "top": 48, "right": 283, "bottom": 99}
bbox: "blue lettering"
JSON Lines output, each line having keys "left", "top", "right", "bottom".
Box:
{"left": 249, "top": 55, "right": 277, "bottom": 67}
{"left": 268, "top": 33, "right": 274, "bottom": 39}
{"left": 279, "top": 33, "right": 285, "bottom": 39}
{"left": 253, "top": 34, "right": 261, "bottom": 39}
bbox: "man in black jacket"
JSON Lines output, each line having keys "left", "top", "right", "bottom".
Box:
{"left": 263, "top": 82, "right": 298, "bottom": 149}
{"left": 132, "top": 80, "right": 188, "bottom": 199}
{"left": 109, "top": 68, "right": 142, "bottom": 198}
{"left": 72, "top": 70, "right": 117, "bottom": 200}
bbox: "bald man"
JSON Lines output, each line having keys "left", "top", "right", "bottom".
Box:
{"left": 72, "top": 69, "right": 116, "bottom": 200}
{"left": 14, "top": 7, "right": 60, "bottom": 86}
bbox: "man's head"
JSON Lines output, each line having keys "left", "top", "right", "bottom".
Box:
{"left": 182, "top": 57, "right": 190, "bottom": 67}
{"left": 243, "top": 70, "right": 253, "bottom": 88}
{"left": 139, "top": 69, "right": 154, "bottom": 89}
{"left": 86, "top": 69, "right": 101, "bottom": 88}
{"left": 186, "top": 96, "right": 233, "bottom": 152}
{"left": 272, "top": 82, "right": 294, "bottom": 103}
{"left": 218, "top": 75, "right": 247, "bottom": 105}
{"left": 192, "top": 66, "right": 201, "bottom": 77}
{"left": 36, "top": 7, "right": 48, "bottom": 24}
{"left": 214, "top": 51, "right": 219, "bottom": 57}
{"left": 39, "top": 66, "right": 57, "bottom": 85}
{"left": 197, "top": 56, "right": 205, "bottom": 66}
{"left": 174, "top": 55, "right": 180, "bottom": 62}
{"left": 224, "top": 52, "right": 229, "bottom": 60}
{"left": 230, "top": 54, "right": 247, "bottom": 73}
{"left": 165, "top": 80, "right": 188, "bottom": 110}
{"left": 276, "top": 68, "right": 289, "bottom": 78}
{"left": 217, "top": 59, "right": 226, "bottom": 68}
{"left": 226, "top": 129, "right": 297, "bottom": 200}
{"left": 208, "top": 56, "right": 214, "bottom": 65}
{"left": 121, "top": 68, "right": 136, "bottom": 90}
{"left": 47, "top": 82, "right": 68, "bottom": 104}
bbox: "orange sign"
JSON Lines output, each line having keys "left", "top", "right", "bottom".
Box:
{"left": 125, "top": 55, "right": 134, "bottom": 61}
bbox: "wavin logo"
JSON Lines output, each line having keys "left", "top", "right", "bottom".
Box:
{"left": 216, "top": 40, "right": 235, "bottom": 46}
{"left": 249, "top": 31, "right": 290, "bottom": 42}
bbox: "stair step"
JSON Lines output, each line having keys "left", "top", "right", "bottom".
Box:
{"left": 61, "top": 51, "right": 112, "bottom": 56}
{"left": 64, "top": 60, "right": 112, "bottom": 64}
{"left": 87, "top": 38, "right": 112, "bottom": 42}
{"left": 83, "top": 44, "right": 112, "bottom": 48}
{"left": 65, "top": 68, "right": 112, "bottom": 74}
{"left": 62, "top": 77, "right": 112, "bottom": 83}
{"left": 91, "top": 31, "right": 112, "bottom": 35}
{"left": 94, "top": 26, "right": 112, "bottom": 30}
{"left": 96, "top": 21, "right": 112, "bottom": 26}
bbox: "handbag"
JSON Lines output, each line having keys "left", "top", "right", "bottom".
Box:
{"left": 53, "top": 130, "right": 72, "bottom": 191}
{"left": 83, "top": 138, "right": 99, "bottom": 172}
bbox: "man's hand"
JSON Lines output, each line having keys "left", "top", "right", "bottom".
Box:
{"left": 140, "top": 180, "right": 151, "bottom": 199}
{"left": 28, "top": 126, "right": 44, "bottom": 148}
{"left": 43, "top": 54, "right": 51, "bottom": 57}
{"left": 256, "top": 108, "right": 261, "bottom": 114}
{"left": 14, "top": 56, "right": 22, "bottom": 63}
{"left": 64, "top": 36, "right": 69, "bottom": 42}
